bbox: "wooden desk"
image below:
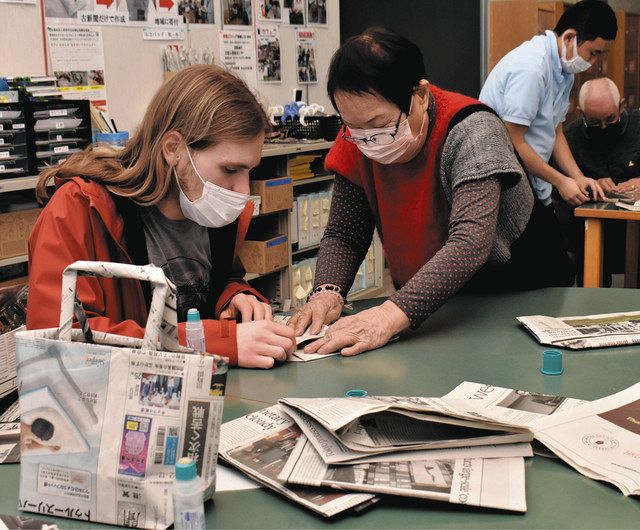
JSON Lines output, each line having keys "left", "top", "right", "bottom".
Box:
{"left": 574, "top": 203, "right": 640, "bottom": 287}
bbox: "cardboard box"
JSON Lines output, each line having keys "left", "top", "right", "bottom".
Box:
{"left": 0, "top": 208, "right": 40, "bottom": 260}
{"left": 250, "top": 177, "right": 293, "bottom": 214}
{"left": 239, "top": 233, "right": 289, "bottom": 274}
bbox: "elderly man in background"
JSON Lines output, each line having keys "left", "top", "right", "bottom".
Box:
{"left": 555, "top": 77, "right": 640, "bottom": 285}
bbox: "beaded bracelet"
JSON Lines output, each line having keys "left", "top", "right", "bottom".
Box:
{"left": 306, "top": 284, "right": 346, "bottom": 305}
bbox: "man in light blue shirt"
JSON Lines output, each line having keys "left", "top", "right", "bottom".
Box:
{"left": 480, "top": 0, "right": 617, "bottom": 208}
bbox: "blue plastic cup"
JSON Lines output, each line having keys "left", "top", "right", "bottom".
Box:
{"left": 541, "top": 349, "right": 564, "bottom": 375}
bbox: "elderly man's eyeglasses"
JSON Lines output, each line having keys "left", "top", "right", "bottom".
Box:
{"left": 342, "top": 110, "right": 404, "bottom": 146}
{"left": 582, "top": 111, "right": 624, "bottom": 129}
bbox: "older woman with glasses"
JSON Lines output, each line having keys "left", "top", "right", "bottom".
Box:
{"left": 288, "top": 27, "right": 574, "bottom": 357}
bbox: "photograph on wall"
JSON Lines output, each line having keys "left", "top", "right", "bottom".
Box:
{"left": 178, "top": 0, "right": 214, "bottom": 24}
{"left": 306, "top": 0, "right": 326, "bottom": 26}
{"left": 283, "top": 0, "right": 303, "bottom": 25}
{"left": 46, "top": 25, "right": 109, "bottom": 110}
{"left": 295, "top": 28, "right": 317, "bottom": 84}
{"left": 44, "top": 0, "right": 89, "bottom": 19}
{"left": 220, "top": 30, "right": 257, "bottom": 88}
{"left": 257, "top": 0, "right": 280, "bottom": 22}
{"left": 221, "top": 0, "right": 251, "bottom": 27}
{"left": 257, "top": 25, "right": 281, "bottom": 83}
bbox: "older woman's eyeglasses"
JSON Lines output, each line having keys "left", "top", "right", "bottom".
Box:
{"left": 581, "top": 110, "right": 624, "bottom": 129}
{"left": 342, "top": 110, "right": 403, "bottom": 146}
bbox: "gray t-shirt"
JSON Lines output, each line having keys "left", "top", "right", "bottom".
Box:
{"left": 142, "top": 207, "right": 211, "bottom": 321}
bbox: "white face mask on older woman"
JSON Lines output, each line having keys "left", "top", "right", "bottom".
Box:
{"left": 344, "top": 98, "right": 427, "bottom": 164}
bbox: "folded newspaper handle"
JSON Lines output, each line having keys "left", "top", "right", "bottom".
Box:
{"left": 58, "top": 261, "right": 180, "bottom": 351}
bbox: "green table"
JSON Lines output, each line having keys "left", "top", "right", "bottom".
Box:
{"left": 2, "top": 289, "right": 640, "bottom": 528}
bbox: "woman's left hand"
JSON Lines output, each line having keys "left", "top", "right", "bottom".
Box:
{"left": 303, "top": 301, "right": 410, "bottom": 356}
{"left": 219, "top": 293, "right": 273, "bottom": 322}
{"left": 615, "top": 177, "right": 640, "bottom": 192}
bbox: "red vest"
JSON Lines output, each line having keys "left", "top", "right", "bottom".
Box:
{"left": 325, "top": 85, "right": 486, "bottom": 287}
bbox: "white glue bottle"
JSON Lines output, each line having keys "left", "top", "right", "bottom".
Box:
{"left": 185, "top": 308, "right": 206, "bottom": 351}
{"left": 173, "top": 457, "right": 206, "bottom": 530}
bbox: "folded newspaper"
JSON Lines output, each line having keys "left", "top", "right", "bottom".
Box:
{"left": 278, "top": 433, "right": 527, "bottom": 512}
{"left": 278, "top": 395, "right": 533, "bottom": 465}
{"left": 218, "top": 404, "right": 378, "bottom": 517}
{"left": 532, "top": 381, "right": 640, "bottom": 496}
{"left": 274, "top": 315, "right": 336, "bottom": 362}
{"left": 517, "top": 311, "right": 640, "bottom": 349}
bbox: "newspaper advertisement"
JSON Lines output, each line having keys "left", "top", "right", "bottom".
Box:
{"left": 282, "top": 401, "right": 531, "bottom": 465}
{"left": 16, "top": 331, "right": 227, "bottom": 529}
{"left": 219, "top": 404, "right": 378, "bottom": 517}
{"left": 442, "top": 382, "right": 587, "bottom": 429}
{"left": 517, "top": 310, "right": 640, "bottom": 349}
{"left": 278, "top": 433, "right": 527, "bottom": 512}
{"left": 279, "top": 397, "right": 532, "bottom": 463}
{"left": 274, "top": 315, "right": 333, "bottom": 362}
{"left": 532, "top": 381, "right": 640, "bottom": 496}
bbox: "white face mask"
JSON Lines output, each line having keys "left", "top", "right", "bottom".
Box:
{"left": 174, "top": 147, "right": 249, "bottom": 228}
{"left": 350, "top": 101, "right": 427, "bottom": 165}
{"left": 560, "top": 33, "right": 592, "bottom": 74}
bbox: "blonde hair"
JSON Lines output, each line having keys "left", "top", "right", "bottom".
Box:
{"left": 36, "top": 65, "right": 270, "bottom": 204}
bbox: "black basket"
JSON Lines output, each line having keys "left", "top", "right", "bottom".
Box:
{"left": 273, "top": 115, "right": 343, "bottom": 141}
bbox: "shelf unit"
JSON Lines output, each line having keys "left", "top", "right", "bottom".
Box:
{"left": 247, "top": 141, "right": 387, "bottom": 309}
{"left": 0, "top": 140, "right": 388, "bottom": 307}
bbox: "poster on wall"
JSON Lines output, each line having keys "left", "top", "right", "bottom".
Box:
{"left": 283, "top": 0, "right": 303, "bottom": 25}
{"left": 295, "top": 28, "right": 317, "bottom": 84}
{"left": 43, "top": 0, "right": 181, "bottom": 27}
{"left": 46, "top": 25, "right": 109, "bottom": 110}
{"left": 178, "top": 0, "right": 214, "bottom": 24}
{"left": 257, "top": 0, "right": 280, "bottom": 22}
{"left": 306, "top": 0, "right": 325, "bottom": 26}
{"left": 256, "top": 25, "right": 281, "bottom": 83}
{"left": 221, "top": 0, "right": 251, "bottom": 28}
{"left": 220, "top": 30, "right": 257, "bottom": 88}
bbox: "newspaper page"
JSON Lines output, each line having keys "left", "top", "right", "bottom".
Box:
{"left": 0, "top": 420, "right": 20, "bottom": 464}
{"left": 279, "top": 398, "right": 532, "bottom": 461}
{"left": 219, "top": 404, "right": 377, "bottom": 517}
{"left": 279, "top": 434, "right": 527, "bottom": 512}
{"left": 274, "top": 315, "right": 336, "bottom": 362}
{"left": 532, "top": 381, "right": 640, "bottom": 496}
{"left": 442, "top": 382, "right": 586, "bottom": 429}
{"left": 517, "top": 311, "right": 640, "bottom": 349}
{"left": 281, "top": 402, "right": 531, "bottom": 465}
{"left": 0, "top": 326, "right": 23, "bottom": 399}
{"left": 16, "top": 330, "right": 227, "bottom": 529}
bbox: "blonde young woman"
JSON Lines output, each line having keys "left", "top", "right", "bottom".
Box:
{"left": 27, "top": 65, "right": 295, "bottom": 369}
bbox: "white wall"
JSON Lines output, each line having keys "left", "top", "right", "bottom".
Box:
{"left": 0, "top": 0, "right": 340, "bottom": 132}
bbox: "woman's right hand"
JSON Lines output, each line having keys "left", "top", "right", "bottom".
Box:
{"left": 287, "top": 293, "right": 343, "bottom": 336}
{"left": 237, "top": 320, "right": 296, "bottom": 369}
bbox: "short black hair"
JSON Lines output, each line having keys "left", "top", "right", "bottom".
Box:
{"left": 31, "top": 418, "right": 55, "bottom": 441}
{"left": 554, "top": 0, "right": 617, "bottom": 43}
{"left": 327, "top": 27, "right": 427, "bottom": 115}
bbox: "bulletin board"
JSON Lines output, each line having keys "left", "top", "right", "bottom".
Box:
{"left": 0, "top": 0, "right": 340, "bottom": 132}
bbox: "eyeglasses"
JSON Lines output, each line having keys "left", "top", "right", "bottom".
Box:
{"left": 342, "top": 109, "right": 404, "bottom": 146}
{"left": 582, "top": 110, "right": 624, "bottom": 129}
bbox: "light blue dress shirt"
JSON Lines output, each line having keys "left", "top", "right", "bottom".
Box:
{"left": 480, "top": 30, "right": 574, "bottom": 205}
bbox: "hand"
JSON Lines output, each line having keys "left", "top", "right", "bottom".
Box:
{"left": 236, "top": 320, "right": 296, "bottom": 369}
{"left": 597, "top": 177, "right": 616, "bottom": 193}
{"left": 556, "top": 177, "right": 590, "bottom": 206}
{"left": 287, "top": 292, "right": 343, "bottom": 336}
{"left": 219, "top": 293, "right": 273, "bottom": 322}
{"left": 303, "top": 301, "right": 410, "bottom": 357}
{"left": 615, "top": 177, "right": 640, "bottom": 192}
{"left": 576, "top": 175, "right": 605, "bottom": 202}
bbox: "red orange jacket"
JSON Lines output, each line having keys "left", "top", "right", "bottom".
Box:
{"left": 27, "top": 176, "right": 263, "bottom": 365}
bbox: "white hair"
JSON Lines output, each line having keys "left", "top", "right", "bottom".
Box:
{"left": 578, "top": 78, "right": 620, "bottom": 109}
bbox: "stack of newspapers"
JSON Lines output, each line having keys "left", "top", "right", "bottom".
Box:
{"left": 219, "top": 382, "right": 600, "bottom": 516}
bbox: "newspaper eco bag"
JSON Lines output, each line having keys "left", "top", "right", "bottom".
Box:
{"left": 15, "top": 261, "right": 227, "bottom": 529}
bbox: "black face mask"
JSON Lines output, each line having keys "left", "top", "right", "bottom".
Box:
{"left": 584, "top": 111, "right": 628, "bottom": 143}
